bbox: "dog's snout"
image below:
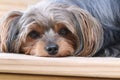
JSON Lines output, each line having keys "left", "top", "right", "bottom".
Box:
{"left": 45, "top": 43, "right": 58, "bottom": 55}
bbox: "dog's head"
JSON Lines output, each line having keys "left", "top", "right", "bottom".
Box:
{"left": 0, "top": 2, "right": 103, "bottom": 57}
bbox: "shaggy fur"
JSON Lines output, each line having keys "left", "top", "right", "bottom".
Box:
{"left": 0, "top": 0, "right": 120, "bottom": 57}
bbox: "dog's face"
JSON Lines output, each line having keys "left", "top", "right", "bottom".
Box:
{"left": 19, "top": 5, "right": 80, "bottom": 57}
{"left": 0, "top": 3, "right": 103, "bottom": 57}
{"left": 20, "top": 22, "right": 78, "bottom": 57}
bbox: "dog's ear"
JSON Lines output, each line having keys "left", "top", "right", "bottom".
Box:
{"left": 67, "top": 6, "right": 103, "bottom": 56}
{"left": 0, "top": 11, "right": 23, "bottom": 52}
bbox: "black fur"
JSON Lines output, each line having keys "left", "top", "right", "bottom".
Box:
{"left": 52, "top": 0, "right": 120, "bottom": 57}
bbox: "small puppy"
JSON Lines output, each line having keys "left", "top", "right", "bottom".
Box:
{"left": 0, "top": 0, "right": 120, "bottom": 57}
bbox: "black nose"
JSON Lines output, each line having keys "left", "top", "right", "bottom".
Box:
{"left": 45, "top": 43, "right": 58, "bottom": 55}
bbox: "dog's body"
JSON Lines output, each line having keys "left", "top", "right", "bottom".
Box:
{"left": 0, "top": 0, "right": 120, "bottom": 57}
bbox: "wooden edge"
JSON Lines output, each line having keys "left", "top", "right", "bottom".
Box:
{"left": 0, "top": 53, "right": 120, "bottom": 79}
{"left": 0, "top": 73, "right": 118, "bottom": 80}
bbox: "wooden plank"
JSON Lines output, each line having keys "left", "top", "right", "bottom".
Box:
{"left": 0, "top": 53, "right": 120, "bottom": 79}
{"left": 0, "top": 0, "right": 39, "bottom": 17}
{"left": 0, "top": 73, "right": 117, "bottom": 80}
{"left": 0, "top": 0, "right": 38, "bottom": 5}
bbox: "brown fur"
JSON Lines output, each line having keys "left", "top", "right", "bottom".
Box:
{"left": 0, "top": 11, "right": 22, "bottom": 52}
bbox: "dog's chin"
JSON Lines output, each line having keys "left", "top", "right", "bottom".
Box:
{"left": 25, "top": 44, "right": 75, "bottom": 57}
{"left": 27, "top": 48, "right": 74, "bottom": 57}
{"left": 31, "top": 52, "right": 73, "bottom": 57}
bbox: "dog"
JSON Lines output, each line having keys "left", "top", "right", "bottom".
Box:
{"left": 0, "top": 0, "right": 120, "bottom": 57}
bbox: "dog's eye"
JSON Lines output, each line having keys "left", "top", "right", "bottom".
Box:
{"left": 28, "top": 31, "right": 40, "bottom": 39}
{"left": 58, "top": 28, "right": 69, "bottom": 36}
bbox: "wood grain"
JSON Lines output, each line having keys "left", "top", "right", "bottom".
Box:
{"left": 0, "top": 53, "right": 120, "bottom": 79}
{"left": 0, "top": 73, "right": 117, "bottom": 80}
{"left": 0, "top": 0, "right": 38, "bottom": 17}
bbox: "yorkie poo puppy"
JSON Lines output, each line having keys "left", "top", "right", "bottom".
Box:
{"left": 0, "top": 0, "right": 120, "bottom": 57}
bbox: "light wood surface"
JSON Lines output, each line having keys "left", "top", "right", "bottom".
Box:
{"left": 0, "top": 0, "right": 39, "bottom": 17}
{"left": 0, "top": 53, "right": 120, "bottom": 79}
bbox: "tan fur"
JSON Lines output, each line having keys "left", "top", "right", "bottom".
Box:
{"left": 0, "top": 11, "right": 22, "bottom": 52}
{"left": 21, "top": 38, "right": 74, "bottom": 57}
{"left": 56, "top": 38, "right": 74, "bottom": 57}
{"left": 20, "top": 22, "right": 75, "bottom": 57}
{"left": 67, "top": 6, "right": 103, "bottom": 56}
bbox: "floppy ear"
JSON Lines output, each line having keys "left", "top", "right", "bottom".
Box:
{"left": 0, "top": 11, "right": 23, "bottom": 52}
{"left": 67, "top": 6, "right": 104, "bottom": 56}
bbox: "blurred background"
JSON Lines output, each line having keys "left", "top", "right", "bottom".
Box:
{"left": 0, "top": 0, "right": 39, "bottom": 17}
